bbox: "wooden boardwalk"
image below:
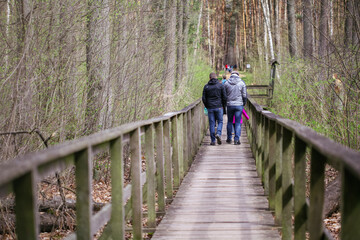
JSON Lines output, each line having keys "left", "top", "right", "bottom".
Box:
{"left": 152, "top": 118, "right": 281, "bottom": 240}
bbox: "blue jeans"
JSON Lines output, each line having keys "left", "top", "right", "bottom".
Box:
{"left": 227, "top": 105, "right": 244, "bottom": 142}
{"left": 207, "top": 107, "right": 224, "bottom": 143}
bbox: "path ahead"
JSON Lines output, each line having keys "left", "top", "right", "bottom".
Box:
{"left": 152, "top": 117, "right": 281, "bottom": 240}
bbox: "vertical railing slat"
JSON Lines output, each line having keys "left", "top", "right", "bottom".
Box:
{"left": 309, "top": 148, "right": 325, "bottom": 240}
{"left": 187, "top": 109, "right": 193, "bottom": 167}
{"left": 14, "top": 171, "right": 38, "bottom": 240}
{"left": 130, "top": 128, "right": 143, "bottom": 240}
{"left": 294, "top": 136, "right": 307, "bottom": 240}
{"left": 163, "top": 119, "right": 173, "bottom": 200}
{"left": 268, "top": 119, "right": 276, "bottom": 210}
{"left": 155, "top": 121, "right": 165, "bottom": 213}
{"left": 341, "top": 167, "right": 360, "bottom": 240}
{"left": 172, "top": 115, "right": 180, "bottom": 188}
{"left": 264, "top": 115, "right": 270, "bottom": 195}
{"left": 275, "top": 123, "right": 283, "bottom": 225}
{"left": 75, "top": 147, "right": 93, "bottom": 240}
{"left": 282, "top": 128, "right": 293, "bottom": 240}
{"left": 145, "top": 124, "right": 156, "bottom": 228}
{"left": 110, "top": 136, "right": 124, "bottom": 239}
{"left": 183, "top": 112, "right": 189, "bottom": 173}
{"left": 178, "top": 114, "right": 184, "bottom": 180}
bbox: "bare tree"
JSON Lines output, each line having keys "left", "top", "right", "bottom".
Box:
{"left": 287, "top": 0, "right": 297, "bottom": 58}
{"left": 303, "top": 0, "right": 314, "bottom": 59}
{"left": 163, "top": 0, "right": 177, "bottom": 104}
{"left": 261, "top": 0, "right": 275, "bottom": 60}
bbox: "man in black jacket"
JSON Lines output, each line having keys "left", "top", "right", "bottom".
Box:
{"left": 202, "top": 72, "right": 227, "bottom": 145}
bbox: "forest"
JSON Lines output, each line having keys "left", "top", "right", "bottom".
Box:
{"left": 0, "top": 0, "right": 359, "bottom": 238}
{"left": 0, "top": 0, "right": 359, "bottom": 161}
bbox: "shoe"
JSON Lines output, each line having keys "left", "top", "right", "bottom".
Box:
{"left": 215, "top": 135, "right": 222, "bottom": 145}
{"left": 210, "top": 142, "right": 216, "bottom": 145}
{"left": 234, "top": 140, "right": 241, "bottom": 145}
{"left": 226, "top": 139, "right": 232, "bottom": 144}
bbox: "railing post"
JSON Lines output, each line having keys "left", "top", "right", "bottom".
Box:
{"left": 342, "top": 168, "right": 360, "bottom": 240}
{"left": 75, "top": 147, "right": 93, "bottom": 240}
{"left": 282, "top": 128, "right": 293, "bottom": 240}
{"left": 130, "top": 128, "right": 143, "bottom": 240}
{"left": 178, "top": 114, "right": 184, "bottom": 180}
{"left": 275, "top": 123, "right": 283, "bottom": 225}
{"left": 110, "top": 136, "right": 125, "bottom": 239}
{"left": 294, "top": 136, "right": 307, "bottom": 240}
{"left": 183, "top": 112, "right": 189, "bottom": 173}
{"left": 308, "top": 148, "right": 325, "bottom": 240}
{"left": 187, "top": 109, "right": 193, "bottom": 166}
{"left": 145, "top": 124, "right": 156, "bottom": 228}
{"left": 14, "top": 171, "right": 38, "bottom": 240}
{"left": 163, "top": 119, "right": 173, "bottom": 200}
{"left": 264, "top": 115, "right": 270, "bottom": 195}
{"left": 155, "top": 121, "right": 165, "bottom": 213}
{"left": 256, "top": 111, "right": 262, "bottom": 176}
{"left": 171, "top": 115, "right": 180, "bottom": 189}
{"left": 268, "top": 119, "right": 276, "bottom": 210}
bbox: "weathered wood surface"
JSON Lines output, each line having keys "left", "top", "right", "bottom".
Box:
{"left": 152, "top": 118, "right": 280, "bottom": 240}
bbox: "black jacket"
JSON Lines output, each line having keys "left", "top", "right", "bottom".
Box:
{"left": 202, "top": 78, "right": 227, "bottom": 109}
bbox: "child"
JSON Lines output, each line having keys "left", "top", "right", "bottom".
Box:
{"left": 232, "top": 109, "right": 249, "bottom": 136}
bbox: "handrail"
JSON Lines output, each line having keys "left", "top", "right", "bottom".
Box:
{"left": 245, "top": 97, "right": 360, "bottom": 240}
{"left": 0, "top": 99, "right": 208, "bottom": 240}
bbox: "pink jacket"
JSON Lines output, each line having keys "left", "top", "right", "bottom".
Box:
{"left": 233, "top": 109, "right": 250, "bottom": 124}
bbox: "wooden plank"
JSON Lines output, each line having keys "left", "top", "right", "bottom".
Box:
{"left": 341, "top": 167, "right": 360, "bottom": 240}
{"left": 145, "top": 124, "right": 156, "bottom": 228}
{"left": 14, "top": 171, "right": 38, "bottom": 240}
{"left": 308, "top": 148, "right": 325, "bottom": 240}
{"left": 281, "top": 128, "right": 293, "bottom": 240}
{"left": 275, "top": 123, "right": 283, "bottom": 225}
{"left": 172, "top": 115, "right": 180, "bottom": 189}
{"left": 155, "top": 121, "right": 166, "bottom": 213}
{"left": 75, "top": 148, "right": 92, "bottom": 240}
{"left": 163, "top": 119, "right": 173, "bottom": 199}
{"left": 110, "top": 136, "right": 124, "bottom": 239}
{"left": 294, "top": 136, "right": 307, "bottom": 240}
{"left": 130, "top": 128, "right": 143, "bottom": 240}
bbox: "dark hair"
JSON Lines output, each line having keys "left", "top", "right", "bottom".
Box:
{"left": 209, "top": 72, "right": 217, "bottom": 79}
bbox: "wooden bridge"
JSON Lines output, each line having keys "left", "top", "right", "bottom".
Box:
{"left": 1, "top": 98, "right": 360, "bottom": 240}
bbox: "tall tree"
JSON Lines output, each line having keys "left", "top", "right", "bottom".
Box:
{"left": 261, "top": 0, "right": 275, "bottom": 60}
{"left": 287, "top": 0, "right": 297, "bottom": 58}
{"left": 163, "top": 0, "right": 177, "bottom": 100}
{"left": 176, "top": 0, "right": 184, "bottom": 88}
{"left": 318, "top": 0, "right": 330, "bottom": 59}
{"left": 85, "top": 0, "right": 111, "bottom": 133}
{"left": 303, "top": 0, "right": 314, "bottom": 59}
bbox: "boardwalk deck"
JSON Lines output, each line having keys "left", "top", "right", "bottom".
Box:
{"left": 152, "top": 117, "right": 281, "bottom": 240}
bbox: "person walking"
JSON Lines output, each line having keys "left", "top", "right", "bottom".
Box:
{"left": 202, "top": 72, "right": 227, "bottom": 145}
{"left": 224, "top": 71, "right": 247, "bottom": 145}
{"left": 221, "top": 74, "right": 227, "bottom": 84}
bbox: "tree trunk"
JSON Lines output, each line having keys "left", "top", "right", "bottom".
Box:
{"left": 193, "top": 0, "right": 203, "bottom": 60}
{"left": 176, "top": 0, "right": 184, "bottom": 88}
{"left": 261, "top": 0, "right": 275, "bottom": 61}
{"left": 163, "top": 0, "right": 177, "bottom": 101}
{"left": 183, "top": 0, "right": 190, "bottom": 78}
{"left": 303, "top": 0, "right": 314, "bottom": 59}
{"left": 85, "top": 0, "right": 111, "bottom": 133}
{"left": 287, "top": 0, "right": 297, "bottom": 58}
{"left": 318, "top": 0, "right": 329, "bottom": 59}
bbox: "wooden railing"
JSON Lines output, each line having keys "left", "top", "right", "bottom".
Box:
{"left": 0, "top": 99, "right": 207, "bottom": 240}
{"left": 245, "top": 97, "right": 360, "bottom": 240}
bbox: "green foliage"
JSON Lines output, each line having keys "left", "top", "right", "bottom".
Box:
{"left": 173, "top": 54, "right": 213, "bottom": 109}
